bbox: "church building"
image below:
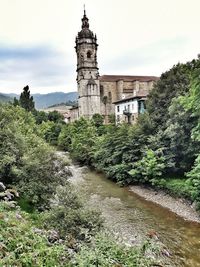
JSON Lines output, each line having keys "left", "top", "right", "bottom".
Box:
{"left": 71, "top": 10, "right": 159, "bottom": 123}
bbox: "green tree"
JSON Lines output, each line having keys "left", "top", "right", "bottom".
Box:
{"left": 185, "top": 56, "right": 200, "bottom": 208}
{"left": 13, "top": 97, "right": 19, "bottom": 106}
{"left": 19, "top": 85, "right": 35, "bottom": 112}
{"left": 0, "top": 103, "right": 69, "bottom": 209}
{"left": 39, "top": 121, "right": 62, "bottom": 146}
{"left": 70, "top": 121, "right": 97, "bottom": 165}
{"left": 163, "top": 97, "right": 200, "bottom": 175}
{"left": 48, "top": 110, "right": 64, "bottom": 123}
{"left": 58, "top": 124, "right": 74, "bottom": 151}
{"left": 129, "top": 149, "right": 165, "bottom": 184}
{"left": 32, "top": 110, "right": 48, "bottom": 124}
{"left": 147, "top": 60, "right": 198, "bottom": 131}
{"left": 92, "top": 113, "right": 104, "bottom": 128}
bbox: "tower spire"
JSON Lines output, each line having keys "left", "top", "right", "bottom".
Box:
{"left": 84, "top": 4, "right": 86, "bottom": 16}
{"left": 81, "top": 5, "right": 89, "bottom": 29}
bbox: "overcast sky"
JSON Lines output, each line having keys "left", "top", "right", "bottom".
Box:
{"left": 0, "top": 0, "right": 199, "bottom": 94}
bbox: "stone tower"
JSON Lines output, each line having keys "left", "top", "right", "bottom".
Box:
{"left": 75, "top": 9, "right": 100, "bottom": 119}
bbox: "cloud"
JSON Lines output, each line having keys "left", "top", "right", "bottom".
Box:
{"left": 0, "top": 45, "right": 53, "bottom": 59}
{"left": 100, "top": 37, "right": 191, "bottom": 75}
{"left": 0, "top": 44, "right": 74, "bottom": 93}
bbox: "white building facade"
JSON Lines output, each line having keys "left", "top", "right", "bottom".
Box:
{"left": 114, "top": 95, "right": 146, "bottom": 124}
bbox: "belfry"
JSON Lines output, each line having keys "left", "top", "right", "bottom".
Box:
{"left": 75, "top": 9, "right": 101, "bottom": 119}
{"left": 72, "top": 9, "right": 159, "bottom": 124}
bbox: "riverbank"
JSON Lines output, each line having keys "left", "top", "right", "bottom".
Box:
{"left": 129, "top": 185, "right": 200, "bottom": 223}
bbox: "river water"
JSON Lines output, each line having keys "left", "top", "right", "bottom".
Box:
{"left": 69, "top": 163, "right": 200, "bottom": 267}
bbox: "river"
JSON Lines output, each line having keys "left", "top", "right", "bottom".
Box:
{"left": 68, "top": 162, "right": 200, "bottom": 267}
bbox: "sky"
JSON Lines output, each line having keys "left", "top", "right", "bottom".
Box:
{"left": 0, "top": 0, "right": 199, "bottom": 94}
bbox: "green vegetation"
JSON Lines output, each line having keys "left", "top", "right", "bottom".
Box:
{"left": 0, "top": 198, "right": 161, "bottom": 266}
{"left": 19, "top": 85, "right": 35, "bottom": 111}
{"left": 0, "top": 101, "right": 163, "bottom": 266}
{"left": 58, "top": 56, "right": 200, "bottom": 209}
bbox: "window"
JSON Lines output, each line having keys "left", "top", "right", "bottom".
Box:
{"left": 139, "top": 100, "right": 146, "bottom": 114}
{"left": 117, "top": 105, "right": 120, "bottom": 112}
{"left": 108, "top": 92, "right": 112, "bottom": 103}
{"left": 87, "top": 51, "right": 92, "bottom": 58}
{"left": 100, "top": 85, "right": 104, "bottom": 100}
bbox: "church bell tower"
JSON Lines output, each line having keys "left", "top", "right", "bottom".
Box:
{"left": 75, "top": 9, "right": 100, "bottom": 119}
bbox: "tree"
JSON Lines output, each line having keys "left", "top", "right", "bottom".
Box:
{"left": 32, "top": 110, "right": 48, "bottom": 124}
{"left": 0, "top": 103, "right": 69, "bottom": 209}
{"left": 39, "top": 121, "right": 62, "bottom": 146}
{"left": 147, "top": 60, "right": 198, "bottom": 131}
{"left": 162, "top": 97, "right": 200, "bottom": 175}
{"left": 70, "top": 121, "right": 97, "bottom": 165}
{"left": 13, "top": 97, "right": 19, "bottom": 106}
{"left": 92, "top": 113, "right": 104, "bottom": 128}
{"left": 129, "top": 149, "right": 165, "bottom": 184}
{"left": 19, "top": 85, "right": 35, "bottom": 112}
{"left": 47, "top": 110, "right": 64, "bottom": 123}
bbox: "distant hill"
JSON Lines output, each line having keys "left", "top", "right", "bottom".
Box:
{"left": 0, "top": 93, "right": 12, "bottom": 103}
{"left": 4, "top": 92, "right": 78, "bottom": 109}
{"left": 47, "top": 100, "right": 77, "bottom": 108}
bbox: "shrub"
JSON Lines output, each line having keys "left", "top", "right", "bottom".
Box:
{"left": 129, "top": 149, "right": 165, "bottom": 184}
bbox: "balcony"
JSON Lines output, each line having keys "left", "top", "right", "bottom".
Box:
{"left": 123, "top": 109, "right": 132, "bottom": 116}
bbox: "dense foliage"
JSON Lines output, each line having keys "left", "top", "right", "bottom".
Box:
{"left": 0, "top": 104, "right": 66, "bottom": 209}
{"left": 0, "top": 102, "right": 165, "bottom": 266}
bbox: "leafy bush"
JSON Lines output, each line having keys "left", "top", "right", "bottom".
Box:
{"left": 186, "top": 154, "right": 200, "bottom": 208}
{"left": 0, "top": 104, "right": 71, "bottom": 209}
{"left": 105, "top": 163, "right": 132, "bottom": 185}
{"left": 129, "top": 149, "right": 165, "bottom": 184}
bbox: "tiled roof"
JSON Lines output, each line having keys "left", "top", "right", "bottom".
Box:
{"left": 99, "top": 75, "right": 159, "bottom": 82}
{"left": 69, "top": 106, "right": 79, "bottom": 110}
{"left": 112, "top": 91, "right": 148, "bottom": 104}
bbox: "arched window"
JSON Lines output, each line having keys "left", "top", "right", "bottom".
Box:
{"left": 87, "top": 51, "right": 92, "bottom": 59}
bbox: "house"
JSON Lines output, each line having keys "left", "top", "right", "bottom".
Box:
{"left": 113, "top": 91, "right": 147, "bottom": 124}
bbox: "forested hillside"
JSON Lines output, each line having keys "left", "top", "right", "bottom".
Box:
{"left": 3, "top": 91, "right": 78, "bottom": 109}
{"left": 0, "top": 93, "right": 12, "bottom": 103}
